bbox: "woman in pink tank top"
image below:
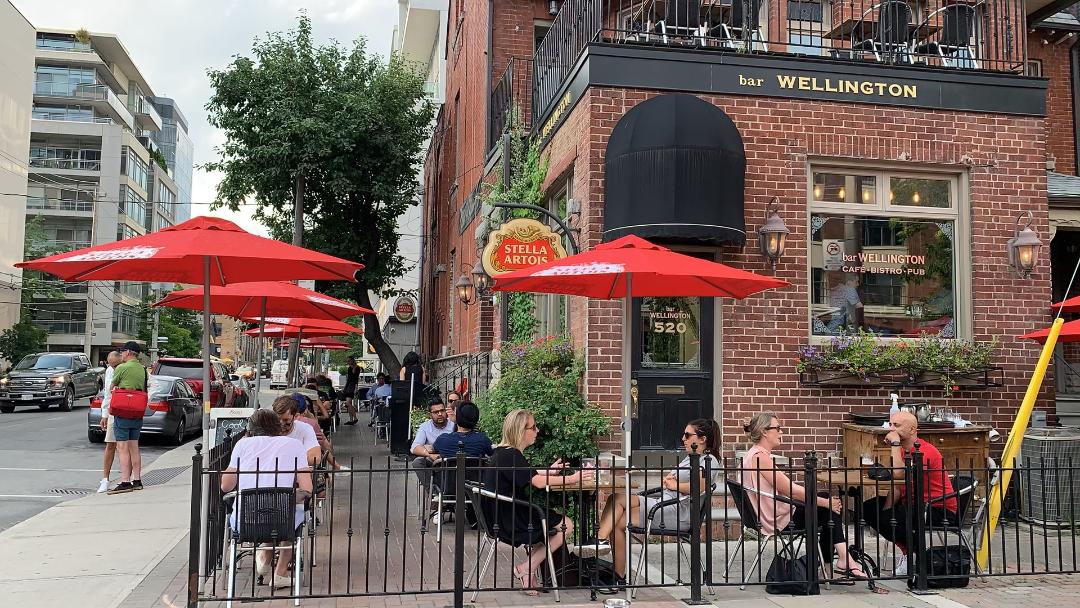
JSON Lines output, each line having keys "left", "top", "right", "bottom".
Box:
{"left": 741, "top": 412, "right": 866, "bottom": 580}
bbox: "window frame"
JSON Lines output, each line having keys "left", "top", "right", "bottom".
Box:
{"left": 805, "top": 160, "right": 970, "bottom": 342}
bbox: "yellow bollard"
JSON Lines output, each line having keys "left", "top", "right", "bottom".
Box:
{"left": 977, "top": 316, "right": 1063, "bottom": 570}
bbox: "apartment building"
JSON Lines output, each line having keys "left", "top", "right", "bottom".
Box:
{"left": 0, "top": 1, "right": 33, "bottom": 338}
{"left": 149, "top": 96, "right": 193, "bottom": 222}
{"left": 26, "top": 28, "right": 192, "bottom": 362}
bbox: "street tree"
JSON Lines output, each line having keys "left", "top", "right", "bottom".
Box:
{"left": 206, "top": 14, "right": 433, "bottom": 378}
{"left": 1, "top": 217, "right": 63, "bottom": 365}
{"left": 137, "top": 293, "right": 203, "bottom": 359}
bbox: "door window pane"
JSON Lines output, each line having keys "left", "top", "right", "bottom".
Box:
{"left": 640, "top": 297, "right": 701, "bottom": 369}
{"left": 811, "top": 214, "right": 956, "bottom": 337}
{"left": 813, "top": 172, "right": 876, "bottom": 204}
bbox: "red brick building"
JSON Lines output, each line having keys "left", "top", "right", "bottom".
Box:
{"left": 419, "top": 0, "right": 1080, "bottom": 454}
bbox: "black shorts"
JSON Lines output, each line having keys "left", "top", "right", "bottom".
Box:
{"left": 343, "top": 384, "right": 356, "bottom": 398}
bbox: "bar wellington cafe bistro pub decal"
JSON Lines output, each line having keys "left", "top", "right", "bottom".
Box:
{"left": 482, "top": 218, "right": 568, "bottom": 277}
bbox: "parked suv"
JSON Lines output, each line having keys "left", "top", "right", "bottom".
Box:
{"left": 151, "top": 358, "right": 236, "bottom": 409}
{"left": 0, "top": 352, "right": 103, "bottom": 413}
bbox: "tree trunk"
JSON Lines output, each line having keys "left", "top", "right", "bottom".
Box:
{"left": 355, "top": 286, "right": 401, "bottom": 378}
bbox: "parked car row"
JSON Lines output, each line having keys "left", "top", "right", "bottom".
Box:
{"left": 0, "top": 352, "right": 104, "bottom": 413}
{"left": 87, "top": 375, "right": 202, "bottom": 445}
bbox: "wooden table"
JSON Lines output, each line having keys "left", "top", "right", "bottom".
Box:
{"left": 824, "top": 19, "right": 941, "bottom": 41}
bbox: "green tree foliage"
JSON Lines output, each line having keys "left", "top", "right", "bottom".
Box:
{"left": 0, "top": 312, "right": 48, "bottom": 366}
{"left": 1, "top": 217, "right": 60, "bottom": 365}
{"left": 137, "top": 292, "right": 203, "bottom": 358}
{"left": 205, "top": 14, "right": 433, "bottom": 377}
{"left": 478, "top": 336, "right": 610, "bottom": 465}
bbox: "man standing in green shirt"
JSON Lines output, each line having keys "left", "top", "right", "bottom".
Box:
{"left": 108, "top": 341, "right": 147, "bottom": 495}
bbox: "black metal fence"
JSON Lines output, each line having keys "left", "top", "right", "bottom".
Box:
{"left": 488, "top": 57, "right": 534, "bottom": 155}
{"left": 533, "top": 0, "right": 1029, "bottom": 126}
{"left": 188, "top": 442, "right": 1080, "bottom": 606}
{"left": 427, "top": 350, "right": 494, "bottom": 404}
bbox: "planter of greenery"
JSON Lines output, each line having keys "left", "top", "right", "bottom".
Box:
{"left": 797, "top": 330, "right": 1000, "bottom": 393}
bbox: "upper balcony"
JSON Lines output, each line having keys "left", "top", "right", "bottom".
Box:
{"left": 395, "top": 0, "right": 449, "bottom": 106}
{"left": 131, "top": 95, "right": 163, "bottom": 131}
{"left": 532, "top": 0, "right": 1034, "bottom": 127}
{"left": 33, "top": 80, "right": 136, "bottom": 130}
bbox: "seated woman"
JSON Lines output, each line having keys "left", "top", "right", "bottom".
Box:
{"left": 483, "top": 408, "right": 593, "bottom": 595}
{"left": 741, "top": 412, "right": 865, "bottom": 580}
{"left": 592, "top": 418, "right": 723, "bottom": 581}
{"left": 220, "top": 409, "right": 313, "bottom": 589}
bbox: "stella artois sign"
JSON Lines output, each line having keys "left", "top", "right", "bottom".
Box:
{"left": 482, "top": 218, "right": 567, "bottom": 276}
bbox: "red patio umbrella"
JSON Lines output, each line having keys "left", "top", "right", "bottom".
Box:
{"left": 243, "top": 318, "right": 363, "bottom": 337}
{"left": 155, "top": 281, "right": 372, "bottom": 403}
{"left": 1051, "top": 295, "right": 1080, "bottom": 313}
{"left": 1022, "top": 319, "right": 1080, "bottom": 343}
{"left": 292, "top": 337, "right": 351, "bottom": 350}
{"left": 492, "top": 234, "right": 787, "bottom": 590}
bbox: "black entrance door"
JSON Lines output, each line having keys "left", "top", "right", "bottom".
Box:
{"left": 631, "top": 295, "right": 714, "bottom": 451}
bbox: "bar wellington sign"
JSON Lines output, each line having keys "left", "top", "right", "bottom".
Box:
{"left": 482, "top": 218, "right": 567, "bottom": 276}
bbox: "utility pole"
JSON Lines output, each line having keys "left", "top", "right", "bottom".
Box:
{"left": 150, "top": 286, "right": 161, "bottom": 365}
{"left": 83, "top": 185, "right": 101, "bottom": 360}
{"left": 286, "top": 175, "right": 305, "bottom": 386}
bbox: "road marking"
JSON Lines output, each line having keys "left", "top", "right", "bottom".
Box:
{"left": 0, "top": 494, "right": 68, "bottom": 499}
{"left": 0, "top": 467, "right": 102, "bottom": 472}
{"left": 47, "top": 416, "right": 66, "bottom": 420}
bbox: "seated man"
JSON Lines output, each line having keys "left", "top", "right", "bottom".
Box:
{"left": 272, "top": 394, "right": 322, "bottom": 467}
{"left": 367, "top": 373, "right": 393, "bottom": 427}
{"left": 431, "top": 402, "right": 493, "bottom": 459}
{"left": 862, "top": 411, "right": 958, "bottom": 576}
{"left": 411, "top": 399, "right": 455, "bottom": 497}
{"left": 294, "top": 393, "right": 347, "bottom": 471}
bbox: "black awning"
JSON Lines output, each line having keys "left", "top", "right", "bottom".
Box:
{"left": 603, "top": 93, "right": 746, "bottom": 245}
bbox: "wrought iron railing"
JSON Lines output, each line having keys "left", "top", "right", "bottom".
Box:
{"left": 487, "top": 57, "right": 534, "bottom": 154}
{"left": 428, "top": 350, "right": 494, "bottom": 404}
{"left": 533, "top": 0, "right": 1029, "bottom": 125}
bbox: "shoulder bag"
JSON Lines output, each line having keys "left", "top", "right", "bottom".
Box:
{"left": 110, "top": 366, "right": 149, "bottom": 420}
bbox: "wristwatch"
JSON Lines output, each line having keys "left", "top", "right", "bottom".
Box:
{"left": 889, "top": 440, "right": 901, "bottom": 447}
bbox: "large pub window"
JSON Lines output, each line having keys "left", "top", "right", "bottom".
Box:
{"left": 536, "top": 176, "right": 571, "bottom": 338}
{"left": 809, "top": 167, "right": 963, "bottom": 339}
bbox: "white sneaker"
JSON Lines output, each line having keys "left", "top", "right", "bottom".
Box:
{"left": 96, "top": 478, "right": 109, "bottom": 494}
{"left": 894, "top": 554, "right": 908, "bottom": 576}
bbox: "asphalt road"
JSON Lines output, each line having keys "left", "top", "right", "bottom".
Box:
{"left": 0, "top": 396, "right": 186, "bottom": 532}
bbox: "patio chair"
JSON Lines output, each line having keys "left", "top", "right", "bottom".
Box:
{"left": 627, "top": 484, "right": 716, "bottom": 598}
{"left": 912, "top": 4, "right": 980, "bottom": 69}
{"left": 925, "top": 475, "right": 979, "bottom": 570}
{"left": 372, "top": 396, "right": 391, "bottom": 445}
{"left": 224, "top": 487, "right": 306, "bottom": 607}
{"left": 464, "top": 482, "right": 561, "bottom": 602}
{"left": 429, "top": 455, "right": 488, "bottom": 543}
{"left": 653, "top": 0, "right": 706, "bottom": 46}
{"left": 712, "top": 0, "right": 767, "bottom": 51}
{"left": 724, "top": 478, "right": 829, "bottom": 590}
{"left": 851, "top": 1, "right": 914, "bottom": 64}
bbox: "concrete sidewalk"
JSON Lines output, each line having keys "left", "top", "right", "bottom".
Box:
{"left": 0, "top": 439, "right": 197, "bottom": 608}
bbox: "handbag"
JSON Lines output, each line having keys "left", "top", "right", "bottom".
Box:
{"left": 765, "top": 554, "right": 820, "bottom": 595}
{"left": 109, "top": 366, "right": 148, "bottom": 420}
{"left": 908, "top": 546, "right": 971, "bottom": 589}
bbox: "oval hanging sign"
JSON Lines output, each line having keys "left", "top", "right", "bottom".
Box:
{"left": 393, "top": 296, "right": 416, "bottom": 323}
{"left": 482, "top": 218, "right": 568, "bottom": 276}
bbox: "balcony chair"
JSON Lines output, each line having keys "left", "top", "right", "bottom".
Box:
{"left": 712, "top": 0, "right": 768, "bottom": 52}
{"left": 851, "top": 1, "right": 914, "bottom": 64}
{"left": 627, "top": 484, "right": 716, "bottom": 598}
{"left": 464, "top": 482, "right": 562, "bottom": 602}
{"left": 913, "top": 4, "right": 980, "bottom": 69}
{"left": 224, "top": 487, "right": 306, "bottom": 608}
{"left": 724, "top": 478, "right": 829, "bottom": 590}
{"left": 652, "top": 0, "right": 707, "bottom": 46}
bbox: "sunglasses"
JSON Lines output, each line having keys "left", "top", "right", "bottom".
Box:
{"left": 682, "top": 431, "right": 700, "bottom": 439}
{"left": 430, "top": 408, "right": 446, "bottom": 415}
{"left": 525, "top": 424, "right": 539, "bottom": 431}
{"left": 765, "top": 425, "right": 783, "bottom": 432}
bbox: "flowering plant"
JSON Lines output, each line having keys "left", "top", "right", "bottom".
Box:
{"left": 796, "top": 329, "right": 999, "bottom": 392}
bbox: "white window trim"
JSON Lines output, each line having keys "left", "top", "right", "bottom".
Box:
{"left": 805, "top": 160, "right": 971, "bottom": 342}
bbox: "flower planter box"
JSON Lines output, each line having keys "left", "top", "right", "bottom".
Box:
{"left": 800, "top": 366, "right": 1003, "bottom": 390}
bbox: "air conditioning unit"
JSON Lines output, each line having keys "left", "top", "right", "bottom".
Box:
{"left": 1019, "top": 427, "right": 1080, "bottom": 525}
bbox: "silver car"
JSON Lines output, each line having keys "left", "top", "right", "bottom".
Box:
{"left": 87, "top": 375, "right": 202, "bottom": 445}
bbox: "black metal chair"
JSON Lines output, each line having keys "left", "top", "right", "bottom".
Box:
{"left": 913, "top": 4, "right": 980, "bottom": 68}
{"left": 372, "top": 396, "right": 391, "bottom": 445}
{"left": 652, "top": 0, "right": 706, "bottom": 45}
{"left": 926, "top": 475, "right": 978, "bottom": 563}
{"left": 429, "top": 455, "right": 488, "bottom": 543}
{"left": 724, "top": 478, "right": 829, "bottom": 590}
{"left": 224, "top": 487, "right": 306, "bottom": 607}
{"left": 627, "top": 484, "right": 716, "bottom": 598}
{"left": 851, "top": 0, "right": 914, "bottom": 64}
{"left": 712, "top": 0, "right": 767, "bottom": 51}
{"left": 464, "top": 482, "right": 562, "bottom": 602}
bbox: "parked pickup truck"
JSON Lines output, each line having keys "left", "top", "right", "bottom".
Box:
{"left": 0, "top": 352, "right": 104, "bottom": 413}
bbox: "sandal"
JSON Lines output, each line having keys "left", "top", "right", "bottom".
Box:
{"left": 835, "top": 566, "right": 868, "bottom": 580}
{"left": 513, "top": 566, "right": 540, "bottom": 597}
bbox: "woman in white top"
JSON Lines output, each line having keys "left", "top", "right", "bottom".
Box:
{"left": 592, "top": 418, "right": 722, "bottom": 580}
{"left": 221, "top": 409, "right": 312, "bottom": 588}
{"left": 741, "top": 412, "right": 865, "bottom": 580}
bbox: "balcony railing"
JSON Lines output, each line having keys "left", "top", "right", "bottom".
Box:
{"left": 32, "top": 319, "right": 86, "bottom": 335}
{"left": 29, "top": 158, "right": 102, "bottom": 171}
{"left": 26, "top": 197, "right": 94, "bottom": 212}
{"left": 534, "top": 0, "right": 1028, "bottom": 125}
{"left": 487, "top": 57, "right": 534, "bottom": 154}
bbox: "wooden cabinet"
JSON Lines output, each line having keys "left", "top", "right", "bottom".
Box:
{"left": 842, "top": 423, "right": 991, "bottom": 500}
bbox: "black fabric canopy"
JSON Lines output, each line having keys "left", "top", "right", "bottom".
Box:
{"left": 604, "top": 93, "right": 746, "bottom": 245}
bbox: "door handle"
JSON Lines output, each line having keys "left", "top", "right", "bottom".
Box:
{"left": 630, "top": 379, "right": 639, "bottom": 417}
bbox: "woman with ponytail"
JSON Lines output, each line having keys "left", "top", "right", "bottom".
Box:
{"left": 585, "top": 418, "right": 722, "bottom": 580}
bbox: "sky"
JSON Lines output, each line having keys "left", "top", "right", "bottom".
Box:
{"left": 13, "top": 0, "right": 397, "bottom": 237}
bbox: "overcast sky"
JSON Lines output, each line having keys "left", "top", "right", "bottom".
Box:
{"left": 14, "top": 0, "right": 397, "bottom": 237}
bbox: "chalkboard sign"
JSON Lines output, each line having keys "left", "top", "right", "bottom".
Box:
{"left": 209, "top": 407, "right": 254, "bottom": 448}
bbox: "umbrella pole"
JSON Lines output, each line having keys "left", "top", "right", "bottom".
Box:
{"left": 198, "top": 256, "right": 211, "bottom": 583}
{"left": 622, "top": 279, "right": 633, "bottom": 602}
{"left": 254, "top": 296, "right": 266, "bottom": 409}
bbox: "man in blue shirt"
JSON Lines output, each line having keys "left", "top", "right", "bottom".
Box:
{"left": 432, "top": 402, "right": 492, "bottom": 459}
{"left": 411, "top": 399, "right": 455, "bottom": 500}
{"left": 366, "top": 373, "right": 393, "bottom": 428}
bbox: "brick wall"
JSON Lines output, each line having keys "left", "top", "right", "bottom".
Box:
{"left": 1030, "top": 32, "right": 1077, "bottom": 175}
{"left": 541, "top": 88, "right": 1051, "bottom": 455}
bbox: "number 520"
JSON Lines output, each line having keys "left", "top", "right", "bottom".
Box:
{"left": 653, "top": 321, "right": 687, "bottom": 334}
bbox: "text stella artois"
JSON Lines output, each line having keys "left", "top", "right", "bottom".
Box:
{"left": 482, "top": 218, "right": 568, "bottom": 276}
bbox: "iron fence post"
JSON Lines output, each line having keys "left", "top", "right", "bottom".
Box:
{"left": 685, "top": 450, "right": 707, "bottom": 604}
{"left": 911, "top": 441, "right": 930, "bottom": 593}
{"left": 803, "top": 451, "right": 819, "bottom": 595}
{"left": 704, "top": 456, "right": 714, "bottom": 586}
{"left": 188, "top": 443, "right": 203, "bottom": 608}
{"left": 453, "top": 442, "right": 466, "bottom": 608}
